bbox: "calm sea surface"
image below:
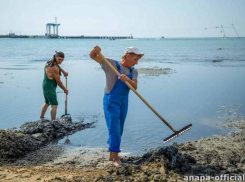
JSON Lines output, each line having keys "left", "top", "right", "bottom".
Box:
{"left": 0, "top": 38, "right": 245, "bottom": 155}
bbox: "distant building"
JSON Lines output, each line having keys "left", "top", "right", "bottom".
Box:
{"left": 45, "top": 23, "right": 60, "bottom": 38}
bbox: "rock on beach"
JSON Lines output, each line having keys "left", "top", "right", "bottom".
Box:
{"left": 0, "top": 118, "right": 94, "bottom": 163}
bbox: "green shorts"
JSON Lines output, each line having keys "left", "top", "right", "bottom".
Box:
{"left": 43, "top": 91, "right": 58, "bottom": 105}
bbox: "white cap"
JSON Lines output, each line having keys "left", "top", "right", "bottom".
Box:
{"left": 124, "top": 47, "right": 144, "bottom": 57}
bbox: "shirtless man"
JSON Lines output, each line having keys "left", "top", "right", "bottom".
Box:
{"left": 40, "top": 51, "right": 68, "bottom": 121}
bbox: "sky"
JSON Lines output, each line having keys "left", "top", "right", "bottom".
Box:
{"left": 0, "top": 0, "right": 244, "bottom": 38}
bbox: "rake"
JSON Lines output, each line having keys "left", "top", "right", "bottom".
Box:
{"left": 99, "top": 53, "right": 192, "bottom": 143}
{"left": 61, "top": 76, "right": 72, "bottom": 121}
{"left": 60, "top": 76, "right": 71, "bottom": 144}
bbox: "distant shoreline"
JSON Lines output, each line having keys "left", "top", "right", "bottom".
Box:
{"left": 0, "top": 34, "right": 132, "bottom": 39}
{"left": 0, "top": 35, "right": 244, "bottom": 39}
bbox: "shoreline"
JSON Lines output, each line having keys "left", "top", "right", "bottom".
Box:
{"left": 0, "top": 106, "right": 244, "bottom": 181}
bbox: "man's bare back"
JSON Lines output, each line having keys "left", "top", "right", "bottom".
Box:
{"left": 45, "top": 66, "right": 59, "bottom": 80}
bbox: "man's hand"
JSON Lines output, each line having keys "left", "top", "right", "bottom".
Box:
{"left": 118, "top": 74, "right": 129, "bottom": 83}
{"left": 93, "top": 45, "right": 101, "bottom": 55}
{"left": 63, "top": 72, "right": 68, "bottom": 77}
{"left": 119, "top": 74, "right": 138, "bottom": 90}
{"left": 89, "top": 45, "right": 102, "bottom": 64}
{"left": 64, "top": 89, "right": 68, "bottom": 95}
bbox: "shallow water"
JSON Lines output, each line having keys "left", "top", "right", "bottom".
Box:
{"left": 0, "top": 38, "right": 245, "bottom": 155}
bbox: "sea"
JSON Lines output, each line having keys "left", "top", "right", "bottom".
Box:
{"left": 0, "top": 37, "right": 245, "bottom": 155}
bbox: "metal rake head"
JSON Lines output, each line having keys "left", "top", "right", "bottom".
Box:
{"left": 61, "top": 113, "right": 71, "bottom": 118}
{"left": 163, "top": 124, "right": 192, "bottom": 143}
{"left": 60, "top": 114, "right": 72, "bottom": 123}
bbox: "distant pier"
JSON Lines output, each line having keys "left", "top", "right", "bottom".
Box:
{"left": 0, "top": 33, "right": 133, "bottom": 40}
{"left": 59, "top": 35, "right": 132, "bottom": 39}
{"left": 0, "top": 18, "right": 133, "bottom": 40}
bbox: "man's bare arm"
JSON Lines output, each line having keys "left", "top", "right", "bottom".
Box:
{"left": 59, "top": 66, "right": 68, "bottom": 77}
{"left": 52, "top": 66, "right": 68, "bottom": 94}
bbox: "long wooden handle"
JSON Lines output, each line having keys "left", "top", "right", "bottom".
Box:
{"left": 65, "top": 76, "right": 67, "bottom": 115}
{"left": 99, "top": 53, "right": 176, "bottom": 132}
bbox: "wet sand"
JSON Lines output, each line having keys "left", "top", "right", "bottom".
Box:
{"left": 0, "top": 105, "right": 244, "bottom": 181}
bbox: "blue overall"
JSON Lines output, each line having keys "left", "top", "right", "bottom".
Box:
{"left": 103, "top": 61, "right": 134, "bottom": 152}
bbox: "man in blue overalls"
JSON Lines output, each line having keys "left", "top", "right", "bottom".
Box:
{"left": 89, "top": 46, "right": 144, "bottom": 166}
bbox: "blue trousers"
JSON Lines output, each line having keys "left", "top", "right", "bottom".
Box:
{"left": 103, "top": 94, "right": 128, "bottom": 152}
{"left": 103, "top": 60, "right": 133, "bottom": 152}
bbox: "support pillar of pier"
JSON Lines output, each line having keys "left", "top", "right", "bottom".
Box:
{"left": 53, "top": 26, "right": 55, "bottom": 36}
{"left": 49, "top": 26, "right": 51, "bottom": 36}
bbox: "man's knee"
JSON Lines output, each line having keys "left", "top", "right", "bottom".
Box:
{"left": 51, "top": 105, "right": 58, "bottom": 109}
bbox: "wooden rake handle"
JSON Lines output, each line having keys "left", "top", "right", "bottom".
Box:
{"left": 65, "top": 76, "right": 68, "bottom": 115}
{"left": 99, "top": 53, "right": 176, "bottom": 132}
